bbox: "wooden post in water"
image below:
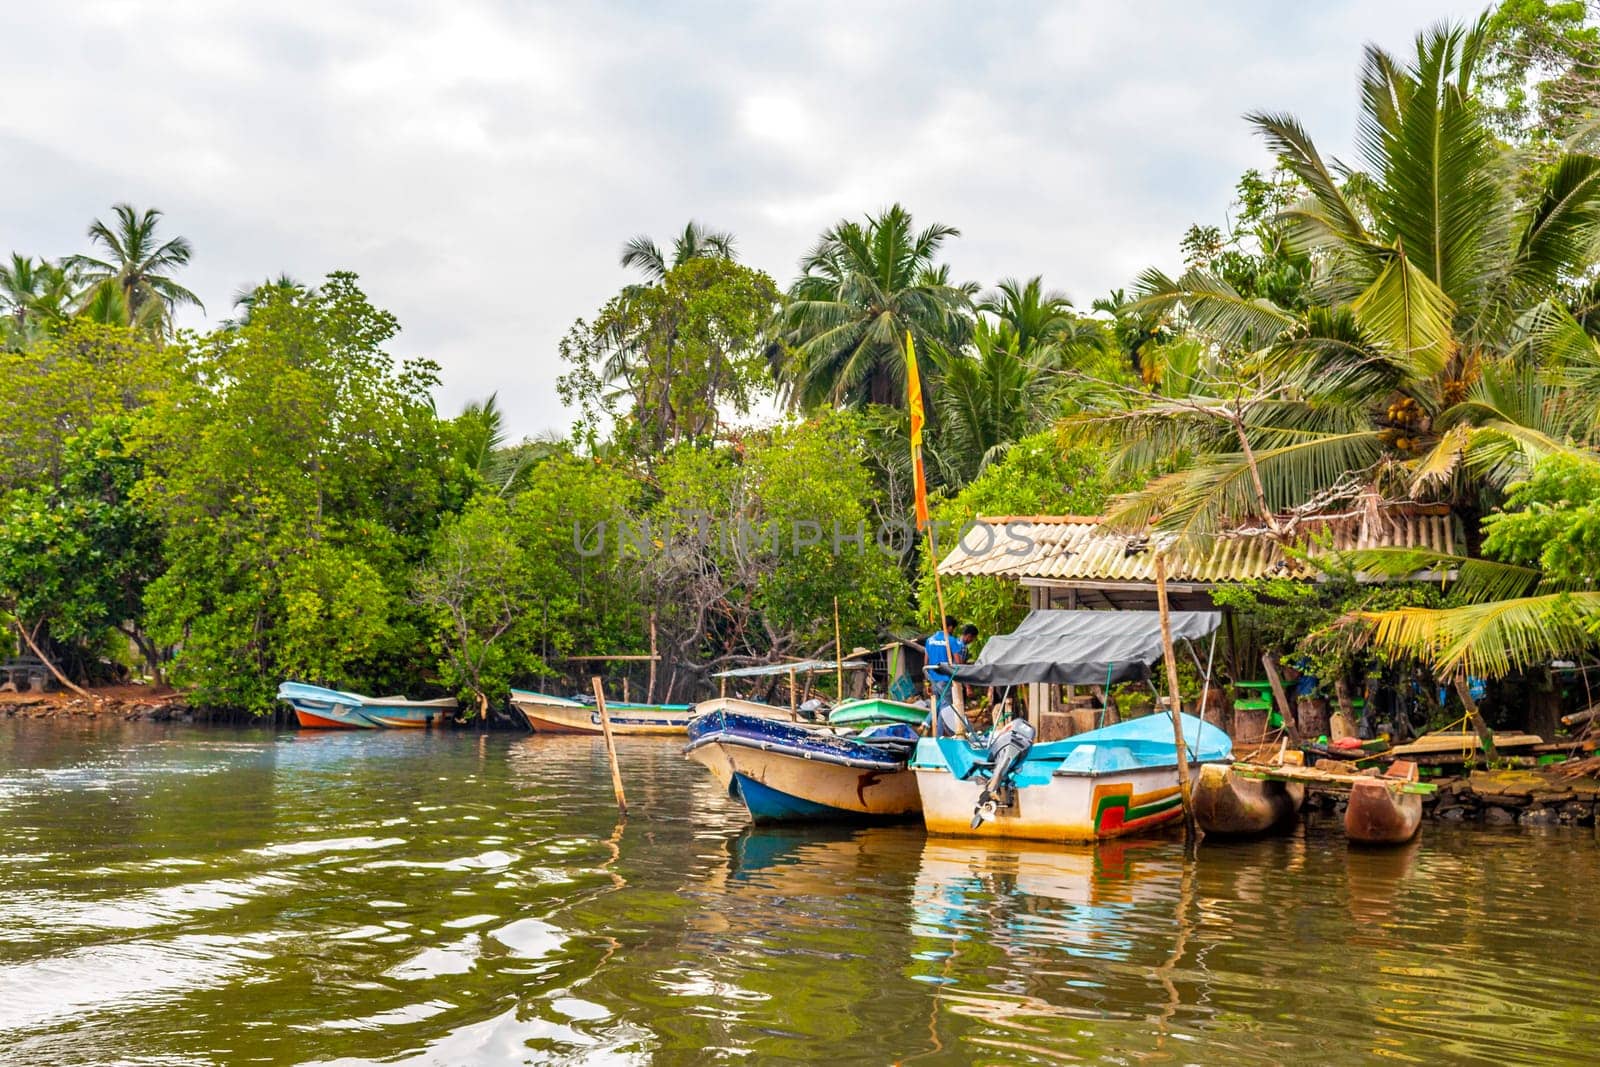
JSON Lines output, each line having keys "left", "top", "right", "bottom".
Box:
{"left": 834, "top": 596, "right": 844, "bottom": 701}
{"left": 592, "top": 676, "right": 627, "bottom": 815}
{"left": 647, "top": 612, "right": 658, "bottom": 703}
{"left": 1154, "top": 553, "right": 1198, "bottom": 845}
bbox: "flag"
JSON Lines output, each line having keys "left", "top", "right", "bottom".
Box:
{"left": 906, "top": 331, "right": 930, "bottom": 530}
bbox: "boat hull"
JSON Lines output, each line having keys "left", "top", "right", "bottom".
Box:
{"left": 360, "top": 700, "right": 454, "bottom": 728}
{"left": 686, "top": 710, "right": 919, "bottom": 823}
{"left": 1346, "top": 779, "right": 1422, "bottom": 845}
{"left": 725, "top": 746, "right": 920, "bottom": 824}
{"left": 1193, "top": 764, "right": 1304, "bottom": 837}
{"left": 512, "top": 693, "right": 695, "bottom": 735}
{"left": 292, "top": 706, "right": 376, "bottom": 730}
{"left": 914, "top": 760, "right": 1194, "bottom": 842}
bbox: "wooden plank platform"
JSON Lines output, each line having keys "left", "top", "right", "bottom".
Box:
{"left": 1389, "top": 731, "right": 1544, "bottom": 757}
{"left": 1231, "top": 762, "right": 1437, "bottom": 796}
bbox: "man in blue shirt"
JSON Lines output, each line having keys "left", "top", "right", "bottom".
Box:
{"left": 924, "top": 615, "right": 965, "bottom": 684}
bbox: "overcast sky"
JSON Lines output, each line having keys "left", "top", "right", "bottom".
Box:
{"left": 2, "top": 1, "right": 1486, "bottom": 439}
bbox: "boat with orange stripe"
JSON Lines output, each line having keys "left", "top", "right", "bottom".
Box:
{"left": 277, "top": 682, "right": 457, "bottom": 730}
{"left": 910, "top": 608, "right": 1233, "bottom": 843}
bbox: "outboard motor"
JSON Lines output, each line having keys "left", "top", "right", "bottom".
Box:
{"left": 972, "top": 717, "right": 1036, "bottom": 828}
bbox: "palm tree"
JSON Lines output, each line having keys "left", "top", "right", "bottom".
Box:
{"left": 934, "top": 319, "right": 1059, "bottom": 483}
{"left": 620, "top": 221, "right": 736, "bottom": 283}
{"left": 1077, "top": 18, "right": 1600, "bottom": 544}
{"left": 980, "top": 277, "right": 1074, "bottom": 357}
{"left": 68, "top": 204, "right": 202, "bottom": 329}
{"left": 776, "top": 204, "right": 974, "bottom": 409}
{"left": 226, "top": 274, "right": 310, "bottom": 327}
{"left": 0, "top": 254, "right": 42, "bottom": 332}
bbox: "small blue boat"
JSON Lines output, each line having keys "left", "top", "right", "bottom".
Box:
{"left": 276, "top": 682, "right": 457, "bottom": 730}
{"left": 685, "top": 709, "right": 921, "bottom": 824}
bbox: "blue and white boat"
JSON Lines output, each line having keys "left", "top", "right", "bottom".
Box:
{"left": 685, "top": 708, "right": 921, "bottom": 824}
{"left": 911, "top": 609, "right": 1234, "bottom": 843}
{"left": 276, "top": 681, "right": 457, "bottom": 730}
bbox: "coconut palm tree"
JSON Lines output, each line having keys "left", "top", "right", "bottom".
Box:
{"left": 68, "top": 204, "right": 202, "bottom": 330}
{"left": 776, "top": 204, "right": 974, "bottom": 410}
{"left": 933, "top": 320, "right": 1060, "bottom": 483}
{"left": 619, "top": 221, "right": 736, "bottom": 283}
{"left": 1077, "top": 18, "right": 1600, "bottom": 544}
{"left": 0, "top": 254, "right": 43, "bottom": 333}
{"left": 226, "top": 274, "right": 311, "bottom": 328}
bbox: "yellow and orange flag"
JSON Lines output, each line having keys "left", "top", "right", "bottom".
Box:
{"left": 906, "top": 331, "right": 929, "bottom": 530}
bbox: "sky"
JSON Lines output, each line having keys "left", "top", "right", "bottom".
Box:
{"left": 1, "top": 0, "right": 1487, "bottom": 440}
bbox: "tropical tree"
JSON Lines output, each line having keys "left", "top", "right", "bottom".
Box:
{"left": 1077, "top": 17, "right": 1600, "bottom": 544}
{"left": 68, "top": 204, "right": 202, "bottom": 330}
{"left": 776, "top": 204, "right": 975, "bottom": 409}
{"left": 933, "top": 319, "right": 1061, "bottom": 484}
{"left": 558, "top": 257, "right": 780, "bottom": 455}
{"left": 620, "top": 221, "right": 736, "bottom": 283}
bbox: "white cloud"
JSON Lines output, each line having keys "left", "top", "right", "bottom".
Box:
{"left": 0, "top": 0, "right": 1486, "bottom": 438}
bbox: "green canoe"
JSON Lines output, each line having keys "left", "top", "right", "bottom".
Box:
{"left": 828, "top": 698, "right": 928, "bottom": 728}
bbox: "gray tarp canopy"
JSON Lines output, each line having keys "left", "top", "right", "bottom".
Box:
{"left": 712, "top": 659, "right": 866, "bottom": 679}
{"left": 952, "top": 609, "right": 1222, "bottom": 686}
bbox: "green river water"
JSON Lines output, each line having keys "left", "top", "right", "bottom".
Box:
{"left": 1, "top": 719, "right": 1597, "bottom": 1065}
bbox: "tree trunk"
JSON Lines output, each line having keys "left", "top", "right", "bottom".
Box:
{"left": 15, "top": 622, "right": 95, "bottom": 702}
{"left": 1455, "top": 676, "right": 1496, "bottom": 759}
{"left": 1527, "top": 669, "right": 1560, "bottom": 742}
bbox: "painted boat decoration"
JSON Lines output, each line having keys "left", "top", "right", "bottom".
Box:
{"left": 358, "top": 696, "right": 459, "bottom": 729}
{"left": 510, "top": 689, "right": 696, "bottom": 735}
{"left": 1193, "top": 762, "right": 1305, "bottom": 838}
{"left": 276, "top": 682, "right": 457, "bottom": 730}
{"left": 1345, "top": 760, "right": 1424, "bottom": 845}
{"left": 912, "top": 712, "right": 1233, "bottom": 843}
{"left": 828, "top": 697, "right": 928, "bottom": 729}
{"left": 685, "top": 708, "right": 921, "bottom": 824}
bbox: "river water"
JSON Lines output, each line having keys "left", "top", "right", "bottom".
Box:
{"left": 0, "top": 720, "right": 1596, "bottom": 1065}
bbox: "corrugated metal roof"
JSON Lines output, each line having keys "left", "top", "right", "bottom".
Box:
{"left": 936, "top": 508, "right": 1459, "bottom": 585}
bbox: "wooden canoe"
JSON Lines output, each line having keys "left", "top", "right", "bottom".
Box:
{"left": 1193, "top": 763, "right": 1304, "bottom": 838}
{"left": 1345, "top": 760, "right": 1423, "bottom": 846}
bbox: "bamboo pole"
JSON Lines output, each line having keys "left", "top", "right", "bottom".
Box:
{"left": 622, "top": 677, "right": 630, "bottom": 704}
{"left": 834, "top": 596, "right": 844, "bottom": 700}
{"left": 647, "top": 612, "right": 658, "bottom": 703}
{"left": 592, "top": 676, "right": 627, "bottom": 815}
{"left": 789, "top": 667, "right": 797, "bottom": 720}
{"left": 1154, "top": 554, "right": 1198, "bottom": 845}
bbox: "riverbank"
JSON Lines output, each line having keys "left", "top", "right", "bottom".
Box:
{"left": 0, "top": 685, "right": 203, "bottom": 723}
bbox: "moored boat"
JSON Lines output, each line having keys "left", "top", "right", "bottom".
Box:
{"left": 358, "top": 696, "right": 459, "bottom": 728}
{"left": 685, "top": 708, "right": 921, "bottom": 824}
{"left": 828, "top": 697, "right": 928, "bottom": 729}
{"left": 914, "top": 609, "right": 1234, "bottom": 844}
{"left": 278, "top": 682, "right": 376, "bottom": 729}
{"left": 510, "top": 689, "right": 696, "bottom": 735}
{"left": 1193, "top": 762, "right": 1305, "bottom": 838}
{"left": 277, "top": 681, "right": 457, "bottom": 730}
{"left": 912, "top": 712, "right": 1233, "bottom": 843}
{"left": 1345, "top": 760, "right": 1423, "bottom": 845}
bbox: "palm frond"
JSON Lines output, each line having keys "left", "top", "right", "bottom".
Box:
{"left": 1349, "top": 253, "right": 1457, "bottom": 377}
{"left": 1362, "top": 591, "right": 1600, "bottom": 678}
{"left": 1331, "top": 546, "right": 1542, "bottom": 602}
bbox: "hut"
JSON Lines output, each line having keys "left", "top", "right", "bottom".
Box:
{"left": 936, "top": 505, "right": 1461, "bottom": 735}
